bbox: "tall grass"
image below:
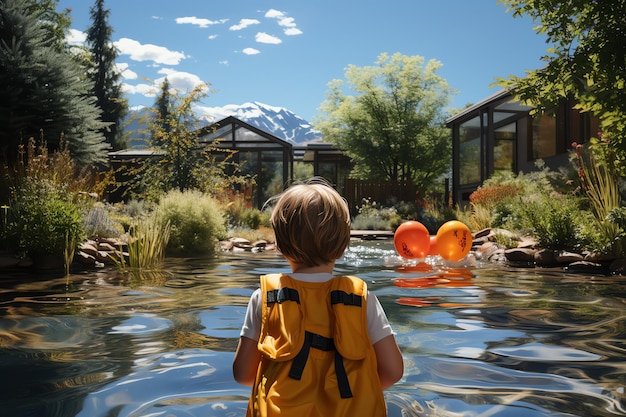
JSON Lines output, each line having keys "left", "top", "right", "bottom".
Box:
{"left": 115, "top": 215, "right": 171, "bottom": 269}
{"left": 571, "top": 140, "right": 620, "bottom": 221}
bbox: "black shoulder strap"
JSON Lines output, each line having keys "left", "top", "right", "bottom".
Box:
{"left": 330, "top": 290, "right": 362, "bottom": 307}
{"left": 266, "top": 287, "right": 300, "bottom": 304}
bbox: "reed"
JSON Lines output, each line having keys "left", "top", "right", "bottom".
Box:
{"left": 114, "top": 215, "right": 171, "bottom": 270}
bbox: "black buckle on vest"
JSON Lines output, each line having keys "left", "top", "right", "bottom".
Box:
{"left": 266, "top": 287, "right": 300, "bottom": 304}
{"left": 330, "top": 290, "right": 362, "bottom": 307}
{"left": 289, "top": 331, "right": 353, "bottom": 399}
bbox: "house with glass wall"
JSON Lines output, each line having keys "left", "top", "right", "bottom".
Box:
{"left": 446, "top": 90, "right": 600, "bottom": 204}
{"left": 109, "top": 116, "right": 353, "bottom": 206}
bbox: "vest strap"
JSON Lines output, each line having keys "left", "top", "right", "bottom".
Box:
{"left": 330, "top": 290, "right": 362, "bottom": 307}
{"left": 288, "top": 331, "right": 353, "bottom": 399}
{"left": 266, "top": 287, "right": 300, "bottom": 304}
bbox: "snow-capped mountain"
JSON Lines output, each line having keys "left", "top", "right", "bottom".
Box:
{"left": 198, "top": 101, "right": 322, "bottom": 145}
{"left": 125, "top": 101, "right": 322, "bottom": 148}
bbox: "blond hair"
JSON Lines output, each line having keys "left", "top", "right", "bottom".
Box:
{"left": 270, "top": 178, "right": 351, "bottom": 267}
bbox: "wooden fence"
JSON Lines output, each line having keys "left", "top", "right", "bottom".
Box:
{"left": 343, "top": 179, "right": 417, "bottom": 216}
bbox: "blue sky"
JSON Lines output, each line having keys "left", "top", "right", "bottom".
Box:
{"left": 58, "top": 0, "right": 549, "bottom": 122}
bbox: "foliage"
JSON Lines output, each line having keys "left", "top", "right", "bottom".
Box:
{"left": 469, "top": 183, "right": 524, "bottom": 209}
{"left": 1, "top": 137, "right": 107, "bottom": 265}
{"left": 82, "top": 203, "right": 124, "bottom": 238}
{"left": 516, "top": 192, "right": 582, "bottom": 251}
{"left": 225, "top": 195, "right": 271, "bottom": 230}
{"left": 116, "top": 214, "right": 170, "bottom": 270}
{"left": 0, "top": 0, "right": 110, "bottom": 166}
{"left": 133, "top": 84, "right": 251, "bottom": 200}
{"left": 228, "top": 226, "right": 275, "bottom": 244}
{"left": 570, "top": 137, "right": 620, "bottom": 221}
{"left": 419, "top": 196, "right": 455, "bottom": 234}
{"left": 85, "top": 0, "right": 128, "bottom": 150}
{"left": 154, "top": 189, "right": 227, "bottom": 256}
{"left": 6, "top": 177, "right": 85, "bottom": 257}
{"left": 496, "top": 0, "right": 626, "bottom": 171}
{"left": 351, "top": 198, "right": 401, "bottom": 231}
{"left": 315, "top": 52, "right": 454, "bottom": 192}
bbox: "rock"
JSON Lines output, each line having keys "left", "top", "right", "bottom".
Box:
{"left": 534, "top": 249, "right": 557, "bottom": 267}
{"left": 585, "top": 252, "right": 617, "bottom": 263}
{"left": 488, "top": 248, "right": 507, "bottom": 263}
{"left": 473, "top": 228, "right": 491, "bottom": 239}
{"left": 565, "top": 261, "right": 609, "bottom": 275}
{"left": 220, "top": 240, "right": 234, "bottom": 251}
{"left": 80, "top": 241, "right": 99, "bottom": 257}
{"left": 0, "top": 253, "right": 21, "bottom": 268}
{"left": 505, "top": 248, "right": 536, "bottom": 263}
{"left": 517, "top": 236, "right": 538, "bottom": 249}
{"left": 555, "top": 251, "right": 584, "bottom": 264}
{"left": 97, "top": 242, "right": 117, "bottom": 252}
{"left": 609, "top": 259, "right": 626, "bottom": 276}
{"left": 75, "top": 251, "right": 96, "bottom": 266}
{"left": 475, "top": 241, "right": 498, "bottom": 261}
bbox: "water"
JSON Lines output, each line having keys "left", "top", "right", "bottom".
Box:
{"left": 1, "top": 241, "right": 625, "bottom": 417}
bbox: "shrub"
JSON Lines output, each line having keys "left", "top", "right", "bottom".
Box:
{"left": 225, "top": 196, "right": 271, "bottom": 229}
{"left": 351, "top": 198, "right": 401, "bottom": 231}
{"left": 7, "top": 178, "right": 84, "bottom": 258}
{"left": 83, "top": 204, "right": 125, "bottom": 239}
{"left": 516, "top": 193, "right": 582, "bottom": 251}
{"left": 155, "top": 190, "right": 227, "bottom": 256}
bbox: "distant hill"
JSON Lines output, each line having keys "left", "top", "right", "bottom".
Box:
{"left": 123, "top": 101, "right": 322, "bottom": 148}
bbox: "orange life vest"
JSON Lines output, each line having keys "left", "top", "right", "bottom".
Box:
{"left": 247, "top": 273, "right": 386, "bottom": 417}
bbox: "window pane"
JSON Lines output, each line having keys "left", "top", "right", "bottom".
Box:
{"left": 494, "top": 122, "right": 515, "bottom": 173}
{"left": 459, "top": 117, "right": 481, "bottom": 185}
{"left": 532, "top": 114, "right": 556, "bottom": 159}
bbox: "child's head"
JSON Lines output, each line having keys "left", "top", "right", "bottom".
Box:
{"left": 270, "top": 178, "right": 351, "bottom": 267}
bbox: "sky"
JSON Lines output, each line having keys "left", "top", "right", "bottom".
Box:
{"left": 57, "top": 0, "right": 550, "bottom": 123}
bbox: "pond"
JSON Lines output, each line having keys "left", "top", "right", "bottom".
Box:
{"left": 1, "top": 240, "right": 625, "bottom": 417}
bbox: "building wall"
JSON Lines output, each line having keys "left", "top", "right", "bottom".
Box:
{"left": 447, "top": 91, "right": 600, "bottom": 205}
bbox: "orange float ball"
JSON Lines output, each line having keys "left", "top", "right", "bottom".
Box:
{"left": 436, "top": 220, "right": 472, "bottom": 261}
{"left": 428, "top": 235, "right": 439, "bottom": 256}
{"left": 393, "top": 221, "right": 430, "bottom": 259}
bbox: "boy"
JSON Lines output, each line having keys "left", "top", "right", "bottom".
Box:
{"left": 233, "top": 178, "right": 403, "bottom": 417}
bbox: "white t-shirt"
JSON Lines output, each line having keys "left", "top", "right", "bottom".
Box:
{"left": 239, "top": 272, "right": 394, "bottom": 345}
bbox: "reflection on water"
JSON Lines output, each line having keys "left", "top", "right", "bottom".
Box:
{"left": 1, "top": 241, "right": 626, "bottom": 416}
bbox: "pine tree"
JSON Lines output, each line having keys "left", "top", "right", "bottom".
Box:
{"left": 0, "top": 0, "right": 110, "bottom": 166}
{"left": 85, "top": 0, "right": 127, "bottom": 151}
{"left": 151, "top": 77, "right": 173, "bottom": 146}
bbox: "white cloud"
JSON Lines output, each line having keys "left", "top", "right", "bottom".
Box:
{"left": 264, "top": 9, "right": 302, "bottom": 36}
{"left": 156, "top": 68, "right": 208, "bottom": 94}
{"left": 284, "top": 28, "right": 303, "bottom": 36}
{"left": 255, "top": 32, "right": 282, "bottom": 44}
{"left": 175, "top": 16, "right": 228, "bottom": 28}
{"left": 66, "top": 29, "right": 86, "bottom": 46}
{"left": 229, "top": 18, "right": 260, "bottom": 31}
{"left": 208, "top": 34, "right": 218, "bottom": 40}
{"left": 265, "top": 9, "right": 285, "bottom": 19}
{"left": 122, "top": 68, "right": 207, "bottom": 99}
{"left": 219, "top": 60, "right": 229, "bottom": 65}
{"left": 242, "top": 47, "right": 260, "bottom": 55}
{"left": 115, "top": 38, "right": 187, "bottom": 65}
{"left": 116, "top": 62, "right": 137, "bottom": 80}
{"left": 277, "top": 17, "right": 296, "bottom": 28}
{"left": 122, "top": 82, "right": 159, "bottom": 97}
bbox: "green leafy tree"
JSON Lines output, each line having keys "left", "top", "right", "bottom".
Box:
{"left": 135, "top": 84, "right": 246, "bottom": 199}
{"left": 86, "top": 0, "right": 128, "bottom": 150}
{"left": 315, "top": 52, "right": 454, "bottom": 192}
{"left": 0, "top": 0, "right": 110, "bottom": 166}
{"left": 496, "top": 0, "right": 626, "bottom": 169}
